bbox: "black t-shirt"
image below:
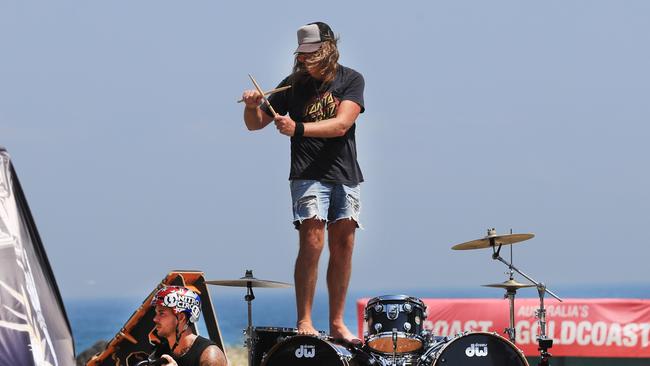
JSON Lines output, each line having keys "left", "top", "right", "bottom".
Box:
{"left": 262, "top": 65, "right": 365, "bottom": 185}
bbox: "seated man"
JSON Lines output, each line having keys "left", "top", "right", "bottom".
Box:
{"left": 151, "top": 286, "right": 227, "bottom": 366}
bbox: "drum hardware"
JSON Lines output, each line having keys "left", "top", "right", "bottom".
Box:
{"left": 391, "top": 329, "right": 398, "bottom": 365}
{"left": 481, "top": 240, "right": 536, "bottom": 344}
{"left": 490, "top": 233, "right": 562, "bottom": 366}
{"left": 205, "top": 270, "right": 292, "bottom": 366}
{"left": 482, "top": 278, "right": 535, "bottom": 343}
{"left": 454, "top": 228, "right": 564, "bottom": 366}
{"left": 536, "top": 283, "right": 553, "bottom": 366}
{"left": 382, "top": 351, "right": 419, "bottom": 366}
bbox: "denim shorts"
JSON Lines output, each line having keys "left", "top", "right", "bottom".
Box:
{"left": 290, "top": 180, "right": 362, "bottom": 230}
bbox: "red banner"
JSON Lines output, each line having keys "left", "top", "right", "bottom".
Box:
{"left": 356, "top": 298, "right": 650, "bottom": 358}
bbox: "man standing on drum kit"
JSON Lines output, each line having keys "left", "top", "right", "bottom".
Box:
{"left": 241, "top": 22, "right": 365, "bottom": 343}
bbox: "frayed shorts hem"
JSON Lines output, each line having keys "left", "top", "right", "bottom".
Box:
{"left": 290, "top": 180, "right": 362, "bottom": 231}
{"left": 292, "top": 216, "right": 362, "bottom": 230}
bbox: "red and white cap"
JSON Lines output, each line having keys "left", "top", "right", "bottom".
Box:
{"left": 151, "top": 286, "right": 201, "bottom": 323}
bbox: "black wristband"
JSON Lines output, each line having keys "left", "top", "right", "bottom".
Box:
{"left": 294, "top": 122, "right": 304, "bottom": 137}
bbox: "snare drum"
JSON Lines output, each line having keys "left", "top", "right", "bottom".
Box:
{"left": 417, "top": 332, "right": 529, "bottom": 366}
{"left": 364, "top": 295, "right": 427, "bottom": 354}
{"left": 261, "top": 335, "right": 375, "bottom": 366}
{"left": 250, "top": 327, "right": 297, "bottom": 366}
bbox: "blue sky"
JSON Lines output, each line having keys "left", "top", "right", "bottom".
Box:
{"left": 2, "top": 1, "right": 649, "bottom": 299}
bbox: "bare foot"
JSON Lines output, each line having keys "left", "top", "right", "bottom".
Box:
{"left": 330, "top": 323, "right": 362, "bottom": 344}
{"left": 297, "top": 320, "right": 319, "bottom": 336}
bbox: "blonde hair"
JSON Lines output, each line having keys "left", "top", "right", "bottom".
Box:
{"left": 292, "top": 39, "right": 339, "bottom": 84}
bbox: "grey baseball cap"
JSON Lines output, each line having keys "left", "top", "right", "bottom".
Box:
{"left": 295, "top": 22, "right": 335, "bottom": 54}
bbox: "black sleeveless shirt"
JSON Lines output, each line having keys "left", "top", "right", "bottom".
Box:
{"left": 155, "top": 336, "right": 216, "bottom": 366}
{"left": 175, "top": 336, "right": 216, "bottom": 366}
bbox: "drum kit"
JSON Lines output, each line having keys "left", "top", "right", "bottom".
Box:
{"left": 205, "top": 229, "right": 561, "bottom": 366}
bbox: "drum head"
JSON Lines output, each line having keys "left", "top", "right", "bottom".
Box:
{"left": 261, "top": 335, "right": 352, "bottom": 366}
{"left": 428, "top": 332, "right": 528, "bottom": 366}
{"left": 367, "top": 294, "right": 425, "bottom": 308}
{"left": 366, "top": 333, "right": 423, "bottom": 353}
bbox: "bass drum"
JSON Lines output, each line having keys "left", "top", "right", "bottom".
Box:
{"left": 262, "top": 335, "right": 377, "bottom": 366}
{"left": 250, "top": 327, "right": 297, "bottom": 366}
{"left": 418, "top": 332, "right": 529, "bottom": 366}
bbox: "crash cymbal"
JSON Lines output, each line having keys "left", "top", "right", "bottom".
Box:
{"left": 482, "top": 279, "right": 536, "bottom": 290}
{"left": 452, "top": 230, "right": 534, "bottom": 250}
{"left": 205, "top": 273, "right": 292, "bottom": 288}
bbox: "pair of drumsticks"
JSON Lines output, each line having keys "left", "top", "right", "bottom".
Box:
{"left": 236, "top": 74, "right": 290, "bottom": 118}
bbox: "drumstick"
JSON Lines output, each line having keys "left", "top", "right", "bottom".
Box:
{"left": 237, "top": 85, "right": 291, "bottom": 103}
{"left": 248, "top": 73, "right": 277, "bottom": 117}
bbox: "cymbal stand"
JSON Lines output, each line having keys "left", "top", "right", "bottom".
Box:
{"left": 489, "top": 241, "right": 563, "bottom": 302}
{"left": 504, "top": 290, "right": 518, "bottom": 343}
{"left": 536, "top": 283, "right": 553, "bottom": 366}
{"left": 503, "top": 244, "right": 517, "bottom": 343}
{"left": 489, "top": 241, "right": 562, "bottom": 365}
{"left": 243, "top": 270, "right": 255, "bottom": 366}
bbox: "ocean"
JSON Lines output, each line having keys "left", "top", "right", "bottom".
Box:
{"left": 65, "top": 284, "right": 650, "bottom": 354}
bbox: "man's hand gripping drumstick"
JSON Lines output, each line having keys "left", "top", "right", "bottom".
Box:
{"left": 237, "top": 85, "right": 291, "bottom": 103}
{"left": 242, "top": 74, "right": 280, "bottom": 131}
{"left": 241, "top": 74, "right": 298, "bottom": 136}
{"left": 248, "top": 73, "right": 277, "bottom": 117}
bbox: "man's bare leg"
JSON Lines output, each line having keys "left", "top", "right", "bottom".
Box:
{"left": 295, "top": 218, "right": 326, "bottom": 335}
{"left": 327, "top": 219, "right": 359, "bottom": 342}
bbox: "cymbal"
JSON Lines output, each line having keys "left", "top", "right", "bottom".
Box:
{"left": 482, "top": 279, "right": 536, "bottom": 290}
{"left": 205, "top": 275, "right": 292, "bottom": 288}
{"left": 452, "top": 231, "right": 534, "bottom": 250}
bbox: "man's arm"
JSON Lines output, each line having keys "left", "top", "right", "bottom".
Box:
{"left": 199, "top": 345, "right": 228, "bottom": 366}
{"left": 242, "top": 90, "right": 274, "bottom": 131}
{"left": 274, "top": 100, "right": 361, "bottom": 137}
